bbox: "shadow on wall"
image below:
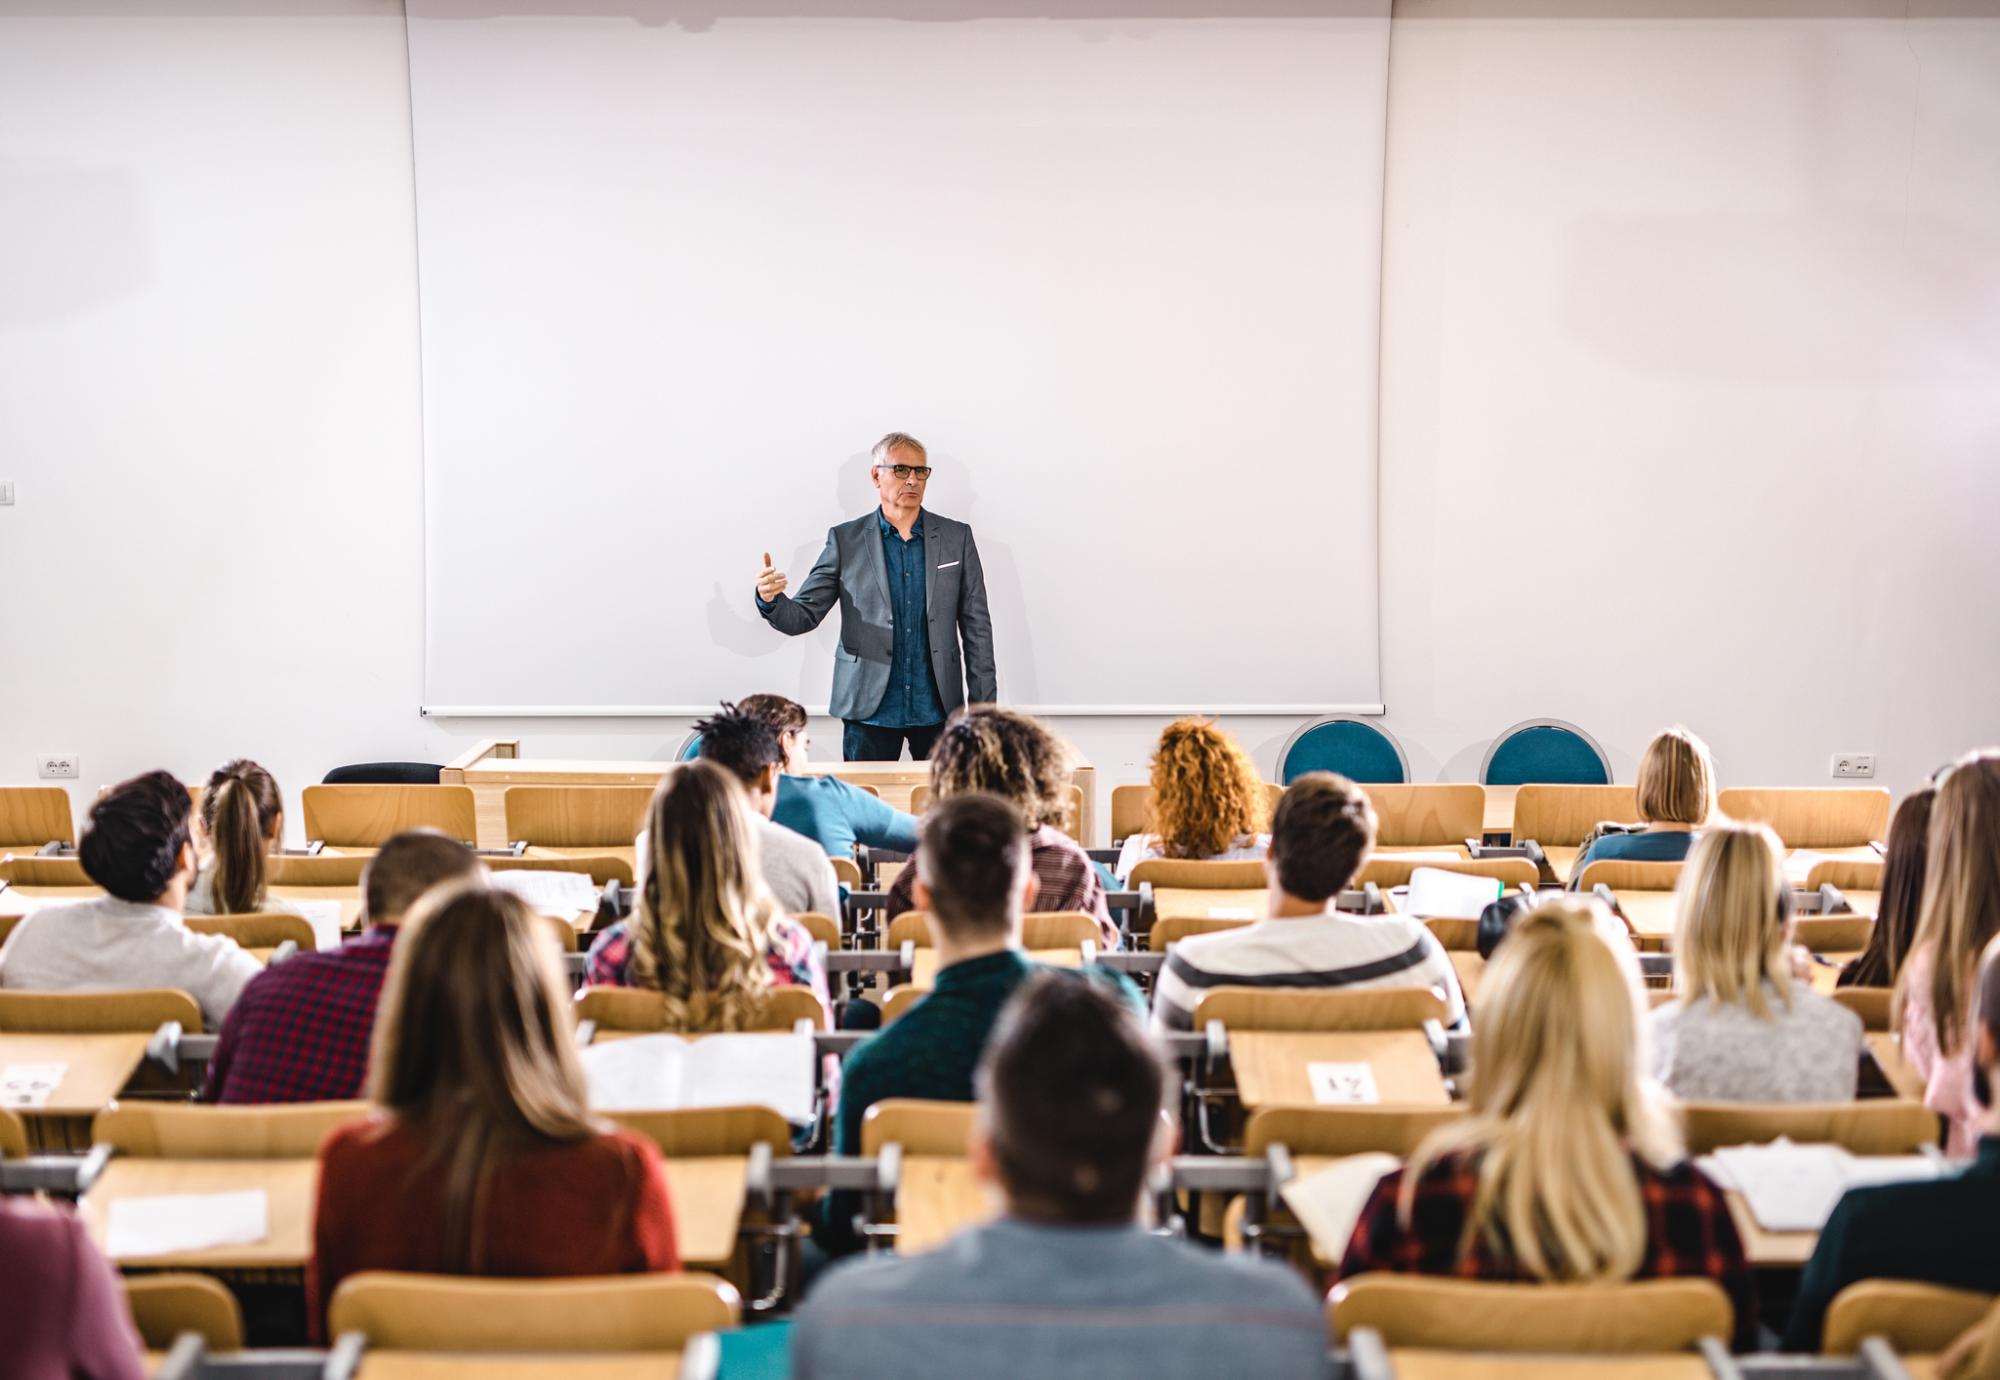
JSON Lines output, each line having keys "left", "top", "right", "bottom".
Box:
{"left": 0, "top": 161, "right": 150, "bottom": 324}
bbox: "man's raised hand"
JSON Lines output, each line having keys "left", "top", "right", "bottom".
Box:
{"left": 756, "top": 551, "right": 789, "bottom": 603}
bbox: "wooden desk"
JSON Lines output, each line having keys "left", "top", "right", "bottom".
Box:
{"left": 443, "top": 742, "right": 1099, "bottom": 846}
{"left": 0, "top": 1032, "right": 151, "bottom": 1151}
{"left": 80, "top": 1158, "right": 317, "bottom": 1270}
{"left": 895, "top": 1154, "right": 992, "bottom": 1256}
{"left": 1228, "top": 1030, "right": 1450, "bottom": 1110}
{"left": 1541, "top": 845, "right": 1582, "bottom": 885}
{"left": 268, "top": 885, "right": 365, "bottom": 933}
{"left": 657, "top": 1157, "right": 746, "bottom": 1267}
{"left": 1447, "top": 950, "right": 1487, "bottom": 1003}
{"left": 359, "top": 1355, "right": 683, "bottom": 1379}
{"left": 0, "top": 883, "right": 100, "bottom": 916}
{"left": 1610, "top": 891, "right": 1678, "bottom": 951}
{"left": 1808, "top": 953, "right": 1863, "bottom": 996}
{"left": 1723, "top": 1189, "right": 1817, "bottom": 1268}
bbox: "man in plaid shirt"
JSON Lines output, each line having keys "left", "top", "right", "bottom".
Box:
{"left": 203, "top": 830, "right": 482, "bottom": 1103}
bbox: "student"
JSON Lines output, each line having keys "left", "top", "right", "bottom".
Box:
{"left": 795, "top": 976, "right": 1329, "bottom": 1380}
{"left": 818, "top": 792, "right": 1141, "bottom": 1256}
{"left": 739, "top": 692, "right": 920, "bottom": 861}
{"left": 883, "top": 706, "right": 1116, "bottom": 948}
{"left": 1786, "top": 930, "right": 2000, "bottom": 1350}
{"left": 310, "top": 883, "right": 678, "bottom": 1336}
{"left": 184, "top": 758, "right": 306, "bottom": 918}
{"left": 677, "top": 703, "right": 839, "bottom": 918}
{"left": 1568, "top": 725, "right": 1715, "bottom": 883}
{"left": 0, "top": 1197, "right": 147, "bottom": 1380}
{"left": 1648, "top": 821, "right": 1862, "bottom": 1102}
{"left": 204, "top": 830, "right": 483, "bottom": 1104}
{"left": 586, "top": 759, "right": 829, "bottom": 1029}
{"left": 1114, "top": 718, "right": 1271, "bottom": 883}
{"left": 1897, "top": 750, "right": 2000, "bottom": 1155}
{"left": 0, "top": 770, "right": 260, "bottom": 1031}
{"left": 1335, "top": 898, "right": 1756, "bottom": 1351}
{"left": 1150, "top": 772, "right": 1466, "bottom": 1035}
{"left": 1840, "top": 785, "right": 1936, "bottom": 989}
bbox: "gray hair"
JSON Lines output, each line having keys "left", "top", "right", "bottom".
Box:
{"left": 872, "top": 432, "right": 928, "bottom": 465}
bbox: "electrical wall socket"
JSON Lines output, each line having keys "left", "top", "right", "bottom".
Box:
{"left": 1831, "top": 753, "right": 1876, "bottom": 779}
{"left": 37, "top": 754, "right": 79, "bottom": 780}
{"left": 0, "top": 480, "right": 14, "bottom": 505}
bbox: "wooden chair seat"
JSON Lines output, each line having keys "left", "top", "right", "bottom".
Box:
{"left": 1678, "top": 1099, "right": 1939, "bottom": 1157}
{"left": 0, "top": 988, "right": 202, "bottom": 1035}
{"left": 1822, "top": 1279, "right": 1993, "bottom": 1356}
{"left": 123, "top": 1273, "right": 246, "bottom": 1352}
{"left": 1329, "top": 1275, "right": 1734, "bottom": 1353}
{"left": 327, "top": 1271, "right": 740, "bottom": 1353}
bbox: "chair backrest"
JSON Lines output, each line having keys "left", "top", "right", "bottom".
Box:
{"left": 861, "top": 1098, "right": 978, "bottom": 1157}
{"left": 575, "top": 983, "right": 827, "bottom": 1033}
{"left": 1111, "top": 782, "right": 1285, "bottom": 844}
{"left": 1279, "top": 718, "right": 1408, "bottom": 785}
{"left": 1575, "top": 859, "right": 1685, "bottom": 894}
{"left": 1246, "top": 1105, "right": 1466, "bottom": 1158}
{"left": 1481, "top": 720, "right": 1612, "bottom": 787}
{"left": 829, "top": 856, "right": 863, "bottom": 888}
{"left": 1831, "top": 986, "right": 1893, "bottom": 1031}
{"left": 301, "top": 784, "right": 478, "bottom": 847}
{"left": 1127, "top": 858, "right": 1269, "bottom": 891}
{"left": 911, "top": 784, "right": 1087, "bottom": 843}
{"left": 1194, "top": 986, "right": 1447, "bottom": 1032}
{"left": 268, "top": 854, "right": 371, "bottom": 886}
{"left": 1358, "top": 856, "right": 1539, "bottom": 891}
{"left": 793, "top": 911, "right": 841, "bottom": 950}
{"left": 0, "top": 855, "right": 92, "bottom": 887}
{"left": 185, "top": 912, "right": 318, "bottom": 953}
{"left": 605, "top": 1105, "right": 794, "bottom": 1159}
{"left": 1717, "top": 787, "right": 1892, "bottom": 849}
{"left": 1807, "top": 858, "right": 1885, "bottom": 892}
{"left": 322, "top": 763, "right": 446, "bottom": 786}
{"left": 94, "top": 1101, "right": 371, "bottom": 1157}
{"left": 0, "top": 785, "right": 75, "bottom": 849}
{"left": 1328, "top": 1275, "right": 1734, "bottom": 1352}
{"left": 676, "top": 731, "right": 704, "bottom": 762}
{"left": 0, "top": 914, "right": 18, "bottom": 951}
{"left": 0, "top": 1107, "right": 26, "bottom": 1159}
{"left": 1363, "top": 785, "right": 1486, "bottom": 849}
{"left": 1020, "top": 912, "right": 1100, "bottom": 950}
{"left": 1792, "top": 915, "right": 1875, "bottom": 954}
{"left": 327, "top": 1271, "right": 741, "bottom": 1353}
{"left": 1149, "top": 914, "right": 1255, "bottom": 952}
{"left": 1511, "top": 784, "right": 1641, "bottom": 847}
{"left": 880, "top": 986, "right": 928, "bottom": 1023}
{"left": 0, "top": 988, "right": 202, "bottom": 1035}
{"left": 123, "top": 1274, "right": 246, "bottom": 1352}
{"left": 1678, "top": 1100, "right": 1940, "bottom": 1157}
{"left": 886, "top": 911, "right": 932, "bottom": 948}
{"left": 1822, "top": 1279, "right": 1995, "bottom": 1356}
{"left": 503, "top": 786, "right": 652, "bottom": 848}
{"left": 486, "top": 852, "right": 634, "bottom": 888}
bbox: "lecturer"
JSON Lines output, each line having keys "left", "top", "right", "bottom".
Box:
{"left": 754, "top": 432, "right": 996, "bottom": 762}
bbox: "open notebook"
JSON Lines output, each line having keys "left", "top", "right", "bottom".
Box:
{"left": 1699, "top": 1139, "right": 1944, "bottom": 1233}
{"left": 580, "top": 1031, "right": 815, "bottom": 1124}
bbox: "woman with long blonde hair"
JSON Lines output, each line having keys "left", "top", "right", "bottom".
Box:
{"left": 309, "top": 884, "right": 679, "bottom": 1336}
{"left": 1335, "top": 898, "right": 1756, "bottom": 1349}
{"left": 1650, "top": 821, "right": 1861, "bottom": 1101}
{"left": 1114, "top": 719, "right": 1270, "bottom": 883}
{"left": 1897, "top": 750, "right": 2000, "bottom": 1154}
{"left": 583, "top": 759, "right": 827, "bottom": 1031}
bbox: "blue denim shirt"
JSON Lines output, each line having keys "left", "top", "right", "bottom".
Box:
{"left": 864, "top": 509, "right": 945, "bottom": 728}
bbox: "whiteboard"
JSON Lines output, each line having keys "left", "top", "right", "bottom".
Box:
{"left": 408, "top": 1, "right": 1390, "bottom": 715}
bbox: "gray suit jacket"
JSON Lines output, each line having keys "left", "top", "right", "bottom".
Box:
{"left": 760, "top": 510, "right": 996, "bottom": 722}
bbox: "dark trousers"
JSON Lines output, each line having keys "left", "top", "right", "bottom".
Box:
{"left": 842, "top": 720, "right": 945, "bottom": 762}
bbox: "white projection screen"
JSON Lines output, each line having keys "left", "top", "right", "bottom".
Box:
{"left": 408, "top": 1, "right": 1390, "bottom": 715}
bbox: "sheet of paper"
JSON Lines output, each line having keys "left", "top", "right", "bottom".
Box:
{"left": 685, "top": 1032, "right": 817, "bottom": 1125}
{"left": 491, "top": 869, "right": 602, "bottom": 918}
{"left": 1702, "top": 1142, "right": 1942, "bottom": 1234}
{"left": 0, "top": 1063, "right": 65, "bottom": 1108}
{"left": 1308, "top": 1061, "right": 1380, "bottom": 1106}
{"left": 1785, "top": 850, "right": 1830, "bottom": 886}
{"left": 1404, "top": 866, "right": 1505, "bottom": 920}
{"left": 580, "top": 1033, "right": 690, "bottom": 1111}
{"left": 290, "top": 899, "right": 344, "bottom": 952}
{"left": 1383, "top": 850, "right": 1465, "bottom": 864}
{"left": 1279, "top": 1151, "right": 1401, "bottom": 1263}
{"left": 1207, "top": 906, "right": 1256, "bottom": 920}
{"left": 106, "top": 1190, "right": 269, "bottom": 1259}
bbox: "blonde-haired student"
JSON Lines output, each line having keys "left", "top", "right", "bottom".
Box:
{"left": 1569, "top": 726, "right": 1716, "bottom": 883}
{"left": 1898, "top": 749, "right": 2000, "bottom": 1155}
{"left": 1649, "top": 821, "right": 1861, "bottom": 1101}
{"left": 1335, "top": 897, "right": 1756, "bottom": 1350}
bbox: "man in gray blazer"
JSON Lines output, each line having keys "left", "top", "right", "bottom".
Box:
{"left": 755, "top": 433, "right": 997, "bottom": 761}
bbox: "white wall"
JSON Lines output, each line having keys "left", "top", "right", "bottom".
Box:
{"left": 3, "top": 0, "right": 1996, "bottom": 845}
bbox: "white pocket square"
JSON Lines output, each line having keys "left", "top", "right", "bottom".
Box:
{"left": 936, "top": 560, "right": 961, "bottom": 570}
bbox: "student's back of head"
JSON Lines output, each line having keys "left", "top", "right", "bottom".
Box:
{"left": 914, "top": 792, "right": 1030, "bottom": 945}
{"left": 361, "top": 829, "right": 484, "bottom": 927}
{"left": 200, "top": 759, "right": 285, "bottom": 914}
{"left": 1410, "top": 897, "right": 1674, "bottom": 1282}
{"left": 695, "top": 702, "right": 784, "bottom": 790}
{"left": 81, "top": 770, "right": 195, "bottom": 904}
{"left": 1146, "top": 718, "right": 1268, "bottom": 859}
{"left": 977, "top": 974, "right": 1166, "bottom": 1225}
{"left": 633, "top": 759, "right": 776, "bottom": 1031}
{"left": 929, "top": 706, "right": 1073, "bottom": 832}
{"left": 1268, "top": 771, "right": 1376, "bottom": 904}
{"left": 1672, "top": 820, "right": 1792, "bottom": 1018}
{"left": 366, "top": 882, "right": 594, "bottom": 1266}
{"left": 1904, "top": 749, "right": 2000, "bottom": 1061}
{"left": 1636, "top": 726, "right": 1714, "bottom": 828}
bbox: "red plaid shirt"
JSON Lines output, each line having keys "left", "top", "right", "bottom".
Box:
{"left": 1335, "top": 1147, "right": 1758, "bottom": 1351}
{"left": 203, "top": 927, "right": 398, "bottom": 1104}
{"left": 885, "top": 825, "right": 1117, "bottom": 949}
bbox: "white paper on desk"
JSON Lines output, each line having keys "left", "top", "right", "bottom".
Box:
{"left": 1280, "top": 1152, "right": 1401, "bottom": 1262}
{"left": 106, "top": 1189, "right": 269, "bottom": 1259}
{"left": 290, "top": 900, "right": 344, "bottom": 953}
{"left": 0, "top": 1063, "right": 65, "bottom": 1108}
{"left": 1308, "top": 1061, "right": 1380, "bottom": 1106}
{"left": 1383, "top": 851, "right": 1464, "bottom": 864}
{"left": 1207, "top": 906, "right": 1256, "bottom": 920}
{"left": 492, "top": 869, "right": 601, "bottom": 918}
{"left": 1701, "top": 1140, "right": 1943, "bottom": 1233}
{"left": 582, "top": 1031, "right": 815, "bottom": 1124}
{"left": 1403, "top": 867, "right": 1505, "bottom": 920}
{"left": 1785, "top": 850, "right": 1830, "bottom": 886}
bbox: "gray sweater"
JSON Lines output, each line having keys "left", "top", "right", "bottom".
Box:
{"left": 1649, "top": 979, "right": 1863, "bottom": 1103}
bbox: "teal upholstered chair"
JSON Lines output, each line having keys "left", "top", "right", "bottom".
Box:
{"left": 1480, "top": 720, "right": 1611, "bottom": 786}
{"left": 1278, "top": 718, "right": 1408, "bottom": 785}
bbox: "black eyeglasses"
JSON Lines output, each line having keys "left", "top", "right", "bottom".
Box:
{"left": 876, "top": 463, "right": 933, "bottom": 481}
